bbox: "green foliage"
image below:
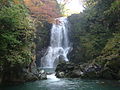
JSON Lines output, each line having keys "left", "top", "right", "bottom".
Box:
{"left": 0, "top": 1, "right": 35, "bottom": 71}
{"left": 57, "top": 3, "right": 69, "bottom": 16}
{"left": 103, "top": 33, "right": 120, "bottom": 55}
{"left": 69, "top": 0, "right": 120, "bottom": 63}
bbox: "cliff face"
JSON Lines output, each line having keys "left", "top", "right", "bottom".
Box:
{"left": 0, "top": 0, "right": 61, "bottom": 84}
{"left": 64, "top": 0, "right": 120, "bottom": 80}
{"left": 24, "top": 0, "right": 61, "bottom": 22}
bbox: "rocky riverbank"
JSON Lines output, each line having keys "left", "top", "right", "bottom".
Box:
{"left": 55, "top": 56, "right": 120, "bottom": 80}
{"left": 0, "top": 67, "right": 47, "bottom": 85}
{"left": 0, "top": 61, "right": 47, "bottom": 84}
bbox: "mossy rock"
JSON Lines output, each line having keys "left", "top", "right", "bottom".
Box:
{"left": 104, "top": 55, "right": 120, "bottom": 73}
{"left": 100, "top": 68, "right": 113, "bottom": 79}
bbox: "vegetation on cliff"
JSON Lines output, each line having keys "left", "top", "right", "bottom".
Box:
{"left": 68, "top": 0, "right": 120, "bottom": 64}
{"left": 0, "top": 0, "right": 36, "bottom": 83}
{"left": 0, "top": 0, "right": 61, "bottom": 83}
{"left": 61, "top": 0, "right": 120, "bottom": 79}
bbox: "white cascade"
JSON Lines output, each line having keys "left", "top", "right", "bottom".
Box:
{"left": 41, "top": 17, "right": 70, "bottom": 68}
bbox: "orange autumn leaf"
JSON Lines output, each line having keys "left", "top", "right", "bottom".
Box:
{"left": 13, "top": 0, "right": 20, "bottom": 4}
{"left": 24, "top": 0, "right": 61, "bottom": 23}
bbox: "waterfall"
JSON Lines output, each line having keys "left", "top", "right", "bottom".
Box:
{"left": 41, "top": 17, "right": 70, "bottom": 68}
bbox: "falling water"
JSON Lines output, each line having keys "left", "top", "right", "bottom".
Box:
{"left": 41, "top": 17, "right": 70, "bottom": 68}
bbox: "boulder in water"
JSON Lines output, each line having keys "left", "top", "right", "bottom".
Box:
{"left": 38, "top": 70, "right": 47, "bottom": 80}
{"left": 55, "top": 61, "right": 83, "bottom": 78}
{"left": 56, "top": 71, "right": 65, "bottom": 78}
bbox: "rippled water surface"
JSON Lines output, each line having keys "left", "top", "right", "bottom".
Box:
{"left": 0, "top": 74, "right": 120, "bottom": 90}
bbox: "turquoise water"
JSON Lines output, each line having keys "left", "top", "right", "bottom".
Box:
{"left": 0, "top": 69, "right": 120, "bottom": 90}
{"left": 0, "top": 75, "right": 120, "bottom": 90}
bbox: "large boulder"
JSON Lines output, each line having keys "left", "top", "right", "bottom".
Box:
{"left": 24, "top": 69, "right": 47, "bottom": 82}
{"left": 37, "top": 70, "right": 47, "bottom": 80}
{"left": 1, "top": 66, "right": 47, "bottom": 84}
{"left": 55, "top": 61, "right": 83, "bottom": 78}
{"left": 56, "top": 71, "right": 65, "bottom": 78}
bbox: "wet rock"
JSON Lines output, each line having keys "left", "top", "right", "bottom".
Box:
{"left": 55, "top": 61, "right": 101, "bottom": 78}
{"left": 0, "top": 79, "right": 1, "bottom": 84}
{"left": 118, "top": 71, "right": 120, "bottom": 79}
{"left": 71, "top": 70, "right": 83, "bottom": 78}
{"left": 1, "top": 67, "right": 47, "bottom": 84}
{"left": 100, "top": 68, "right": 113, "bottom": 79}
{"left": 24, "top": 72, "right": 38, "bottom": 82}
{"left": 55, "top": 61, "right": 83, "bottom": 78}
{"left": 55, "top": 54, "right": 120, "bottom": 80}
{"left": 78, "top": 64, "right": 101, "bottom": 79}
{"left": 56, "top": 72, "right": 65, "bottom": 78}
{"left": 38, "top": 70, "right": 47, "bottom": 79}
{"left": 23, "top": 69, "right": 47, "bottom": 82}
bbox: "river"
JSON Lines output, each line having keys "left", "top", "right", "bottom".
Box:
{"left": 0, "top": 74, "right": 120, "bottom": 90}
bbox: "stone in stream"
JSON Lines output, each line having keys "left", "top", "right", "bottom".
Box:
{"left": 22, "top": 68, "right": 47, "bottom": 82}
{"left": 55, "top": 61, "right": 84, "bottom": 78}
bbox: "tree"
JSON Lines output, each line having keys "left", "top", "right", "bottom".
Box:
{"left": 24, "top": 0, "right": 61, "bottom": 23}
{"left": 0, "top": 0, "right": 35, "bottom": 79}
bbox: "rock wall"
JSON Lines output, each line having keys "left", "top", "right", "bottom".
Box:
{"left": 35, "top": 22, "right": 52, "bottom": 67}
{"left": 60, "top": 0, "right": 120, "bottom": 80}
